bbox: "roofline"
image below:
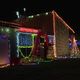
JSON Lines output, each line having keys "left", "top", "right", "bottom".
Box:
{"left": 0, "top": 10, "right": 74, "bottom": 33}
{"left": 0, "top": 20, "right": 22, "bottom": 28}
{"left": 52, "top": 10, "right": 75, "bottom": 33}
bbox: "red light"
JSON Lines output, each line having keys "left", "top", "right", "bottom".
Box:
{"left": 18, "top": 28, "right": 38, "bottom": 33}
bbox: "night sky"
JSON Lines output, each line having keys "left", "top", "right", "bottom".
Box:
{"left": 0, "top": 0, "right": 80, "bottom": 39}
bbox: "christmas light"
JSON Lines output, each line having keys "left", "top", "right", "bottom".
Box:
{"left": 28, "top": 15, "right": 34, "bottom": 18}
{"left": 36, "top": 14, "right": 40, "bottom": 16}
{"left": 18, "top": 28, "right": 38, "bottom": 33}
{"left": 54, "top": 11, "right": 75, "bottom": 33}
{"left": 16, "top": 11, "right": 20, "bottom": 18}
{"left": 5, "top": 28, "right": 9, "bottom": 32}
{"left": 45, "top": 12, "right": 48, "bottom": 15}
{"left": 1, "top": 28, "right": 4, "bottom": 31}
{"left": 16, "top": 32, "right": 37, "bottom": 59}
{"left": 23, "top": 8, "right": 26, "bottom": 12}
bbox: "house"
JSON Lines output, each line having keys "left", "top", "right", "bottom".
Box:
{"left": 0, "top": 10, "right": 75, "bottom": 67}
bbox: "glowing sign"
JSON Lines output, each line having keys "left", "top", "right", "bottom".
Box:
{"left": 18, "top": 28, "right": 38, "bottom": 33}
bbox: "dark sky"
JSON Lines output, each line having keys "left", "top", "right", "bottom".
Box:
{"left": 0, "top": 0, "right": 80, "bottom": 37}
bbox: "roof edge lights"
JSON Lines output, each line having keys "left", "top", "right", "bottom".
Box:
{"left": 18, "top": 27, "right": 39, "bottom": 33}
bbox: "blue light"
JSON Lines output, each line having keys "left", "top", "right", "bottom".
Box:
{"left": 68, "top": 43, "right": 72, "bottom": 48}
{"left": 76, "top": 41, "right": 80, "bottom": 45}
{"left": 20, "top": 35, "right": 32, "bottom": 46}
{"left": 18, "top": 32, "right": 32, "bottom": 46}
{"left": 0, "top": 34, "right": 7, "bottom": 40}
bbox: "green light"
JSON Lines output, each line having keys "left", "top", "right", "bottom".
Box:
{"left": 1, "top": 28, "right": 4, "bottom": 31}
{"left": 5, "top": 28, "right": 9, "bottom": 32}
{"left": 45, "top": 12, "right": 48, "bottom": 15}
{"left": 28, "top": 15, "right": 34, "bottom": 18}
{"left": 18, "top": 48, "right": 28, "bottom": 59}
{"left": 17, "top": 34, "right": 37, "bottom": 60}
{"left": 18, "top": 46, "right": 32, "bottom": 48}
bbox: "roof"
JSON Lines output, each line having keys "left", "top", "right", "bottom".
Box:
{"left": 52, "top": 11, "right": 75, "bottom": 33}
{"left": 0, "top": 20, "right": 22, "bottom": 28}
{"left": 0, "top": 10, "right": 75, "bottom": 34}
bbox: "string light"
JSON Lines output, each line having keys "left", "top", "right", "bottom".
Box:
{"left": 18, "top": 27, "right": 38, "bottom": 33}
{"left": 5, "top": 28, "right": 9, "bottom": 32}
{"left": 23, "top": 8, "right": 26, "bottom": 12}
{"left": 17, "top": 33, "right": 37, "bottom": 59}
{"left": 0, "top": 64, "right": 10, "bottom": 68}
{"left": 54, "top": 11, "right": 75, "bottom": 33}
{"left": 36, "top": 14, "right": 40, "bottom": 16}
{"left": 16, "top": 11, "right": 20, "bottom": 18}
{"left": 45, "top": 12, "right": 48, "bottom": 15}
{"left": 1, "top": 28, "right": 4, "bottom": 31}
{"left": 28, "top": 15, "right": 34, "bottom": 18}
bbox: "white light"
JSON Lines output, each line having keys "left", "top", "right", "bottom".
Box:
{"left": 16, "top": 32, "right": 19, "bottom": 57}
{"left": 36, "top": 14, "right": 40, "bottom": 16}
{"left": 28, "top": 15, "right": 34, "bottom": 18}
{"left": 16, "top": 11, "right": 19, "bottom": 16}
{"left": 16, "top": 11, "right": 20, "bottom": 18}
{"left": 45, "top": 12, "right": 48, "bottom": 15}
{"left": 23, "top": 8, "right": 26, "bottom": 12}
{"left": 16, "top": 32, "right": 19, "bottom": 46}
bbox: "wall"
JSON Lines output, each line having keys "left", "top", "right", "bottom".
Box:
{"left": 55, "top": 15, "right": 69, "bottom": 57}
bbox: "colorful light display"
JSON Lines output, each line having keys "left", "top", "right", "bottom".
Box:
{"left": 19, "top": 33, "right": 32, "bottom": 46}
{"left": 16, "top": 32, "right": 37, "bottom": 59}
{"left": 18, "top": 28, "right": 38, "bottom": 33}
